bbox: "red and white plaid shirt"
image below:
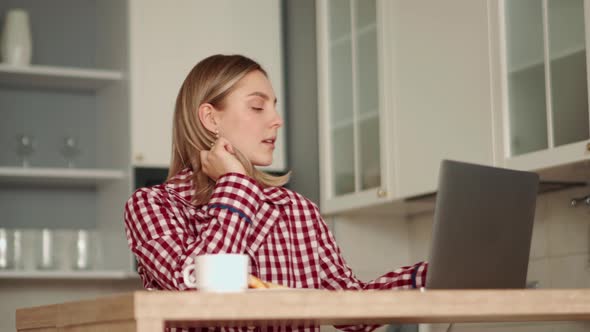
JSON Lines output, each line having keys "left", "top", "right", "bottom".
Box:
{"left": 124, "top": 169, "right": 427, "bottom": 332}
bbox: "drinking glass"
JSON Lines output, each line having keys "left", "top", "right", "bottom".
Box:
{"left": 0, "top": 228, "right": 23, "bottom": 269}
{"left": 15, "top": 134, "right": 35, "bottom": 167}
{"left": 12, "top": 229, "right": 23, "bottom": 269}
{"left": 0, "top": 228, "right": 10, "bottom": 269}
{"left": 60, "top": 136, "right": 80, "bottom": 168}
{"left": 71, "top": 229, "right": 95, "bottom": 270}
{"left": 35, "top": 229, "right": 57, "bottom": 270}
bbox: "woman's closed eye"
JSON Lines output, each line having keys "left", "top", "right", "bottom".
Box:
{"left": 248, "top": 94, "right": 268, "bottom": 111}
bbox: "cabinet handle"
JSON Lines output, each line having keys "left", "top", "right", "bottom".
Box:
{"left": 135, "top": 153, "right": 144, "bottom": 162}
{"left": 586, "top": 142, "right": 590, "bottom": 152}
{"left": 377, "top": 189, "right": 387, "bottom": 198}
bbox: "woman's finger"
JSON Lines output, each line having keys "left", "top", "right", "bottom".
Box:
{"left": 226, "top": 144, "right": 235, "bottom": 154}
{"left": 248, "top": 275, "right": 267, "bottom": 289}
{"left": 212, "top": 137, "right": 232, "bottom": 153}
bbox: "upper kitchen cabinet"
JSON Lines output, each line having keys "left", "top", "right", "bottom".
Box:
{"left": 129, "top": 0, "right": 287, "bottom": 172}
{"left": 490, "top": 0, "right": 590, "bottom": 173}
{"left": 389, "top": 0, "right": 495, "bottom": 198}
{"left": 317, "top": 0, "right": 495, "bottom": 215}
{"left": 317, "top": 0, "right": 392, "bottom": 214}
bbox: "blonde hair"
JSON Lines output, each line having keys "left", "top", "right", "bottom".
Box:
{"left": 168, "top": 54, "right": 290, "bottom": 205}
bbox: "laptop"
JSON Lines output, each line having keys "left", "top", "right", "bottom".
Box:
{"left": 425, "top": 160, "right": 539, "bottom": 289}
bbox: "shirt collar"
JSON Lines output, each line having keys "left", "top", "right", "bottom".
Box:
{"left": 165, "top": 168, "right": 292, "bottom": 206}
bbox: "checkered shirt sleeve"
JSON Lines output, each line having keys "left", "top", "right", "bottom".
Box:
{"left": 315, "top": 209, "right": 428, "bottom": 291}
{"left": 124, "top": 173, "right": 264, "bottom": 290}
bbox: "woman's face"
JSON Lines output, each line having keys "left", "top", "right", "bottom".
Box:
{"left": 216, "top": 70, "right": 283, "bottom": 166}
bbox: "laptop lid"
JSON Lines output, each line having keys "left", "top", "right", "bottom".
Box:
{"left": 425, "top": 160, "right": 539, "bottom": 289}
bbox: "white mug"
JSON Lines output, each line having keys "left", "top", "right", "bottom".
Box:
{"left": 183, "top": 254, "right": 249, "bottom": 292}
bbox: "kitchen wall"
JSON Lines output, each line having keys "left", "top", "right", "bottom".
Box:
{"left": 283, "top": 0, "right": 320, "bottom": 204}
{"left": 327, "top": 216, "right": 412, "bottom": 332}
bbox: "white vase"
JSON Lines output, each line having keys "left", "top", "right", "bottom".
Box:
{"left": 1, "top": 9, "right": 32, "bottom": 66}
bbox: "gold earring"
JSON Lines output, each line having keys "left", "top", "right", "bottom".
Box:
{"left": 210, "top": 129, "right": 219, "bottom": 147}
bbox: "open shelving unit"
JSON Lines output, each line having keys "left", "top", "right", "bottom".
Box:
{"left": 0, "top": 0, "right": 134, "bottom": 281}
{"left": 0, "top": 167, "right": 125, "bottom": 186}
{"left": 0, "top": 64, "right": 123, "bottom": 91}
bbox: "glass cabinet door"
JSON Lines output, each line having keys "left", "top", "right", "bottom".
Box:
{"left": 504, "top": 0, "right": 589, "bottom": 157}
{"left": 328, "top": 0, "right": 355, "bottom": 195}
{"left": 327, "top": 0, "right": 380, "bottom": 196}
{"left": 548, "top": 0, "right": 589, "bottom": 147}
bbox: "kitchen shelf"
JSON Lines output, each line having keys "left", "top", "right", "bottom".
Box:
{"left": 0, "top": 167, "right": 125, "bottom": 186}
{"left": 0, "top": 270, "right": 139, "bottom": 280}
{"left": 330, "top": 23, "right": 377, "bottom": 48}
{"left": 331, "top": 109, "right": 379, "bottom": 131}
{"left": 509, "top": 45, "right": 586, "bottom": 74}
{"left": 0, "top": 64, "right": 123, "bottom": 91}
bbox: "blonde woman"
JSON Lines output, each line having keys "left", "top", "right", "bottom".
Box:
{"left": 124, "top": 54, "right": 427, "bottom": 332}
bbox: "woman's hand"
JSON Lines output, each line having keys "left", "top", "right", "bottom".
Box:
{"left": 248, "top": 275, "right": 288, "bottom": 289}
{"left": 200, "top": 137, "right": 246, "bottom": 181}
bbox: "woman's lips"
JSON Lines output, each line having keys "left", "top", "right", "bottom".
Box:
{"left": 262, "top": 139, "right": 275, "bottom": 149}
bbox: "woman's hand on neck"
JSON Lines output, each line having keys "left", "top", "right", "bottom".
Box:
{"left": 200, "top": 136, "right": 246, "bottom": 181}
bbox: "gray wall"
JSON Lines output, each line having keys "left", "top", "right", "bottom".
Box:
{"left": 283, "top": 0, "right": 320, "bottom": 204}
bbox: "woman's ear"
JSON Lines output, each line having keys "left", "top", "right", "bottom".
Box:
{"left": 197, "top": 103, "right": 220, "bottom": 133}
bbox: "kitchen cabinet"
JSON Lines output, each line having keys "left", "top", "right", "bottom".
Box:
{"left": 0, "top": 0, "right": 135, "bottom": 277}
{"left": 316, "top": 0, "right": 390, "bottom": 214}
{"left": 316, "top": 0, "right": 495, "bottom": 215}
{"left": 490, "top": 0, "right": 590, "bottom": 173}
{"left": 129, "top": 0, "right": 287, "bottom": 172}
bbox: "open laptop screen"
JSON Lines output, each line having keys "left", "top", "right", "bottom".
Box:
{"left": 425, "top": 160, "right": 539, "bottom": 289}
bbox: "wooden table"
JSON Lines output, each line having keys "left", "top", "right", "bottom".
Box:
{"left": 16, "top": 289, "right": 590, "bottom": 331}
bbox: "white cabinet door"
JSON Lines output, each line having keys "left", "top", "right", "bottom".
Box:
{"left": 129, "top": 0, "right": 286, "bottom": 171}
{"left": 317, "top": 0, "right": 496, "bottom": 215}
{"left": 390, "top": 0, "right": 495, "bottom": 198}
{"left": 491, "top": 0, "right": 590, "bottom": 172}
{"left": 317, "top": 0, "right": 394, "bottom": 214}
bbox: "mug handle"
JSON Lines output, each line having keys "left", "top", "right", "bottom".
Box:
{"left": 182, "top": 264, "right": 197, "bottom": 288}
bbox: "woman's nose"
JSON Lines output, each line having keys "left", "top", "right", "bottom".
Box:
{"left": 271, "top": 109, "right": 283, "bottom": 128}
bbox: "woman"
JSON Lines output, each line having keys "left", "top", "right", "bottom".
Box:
{"left": 124, "top": 54, "right": 427, "bottom": 332}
